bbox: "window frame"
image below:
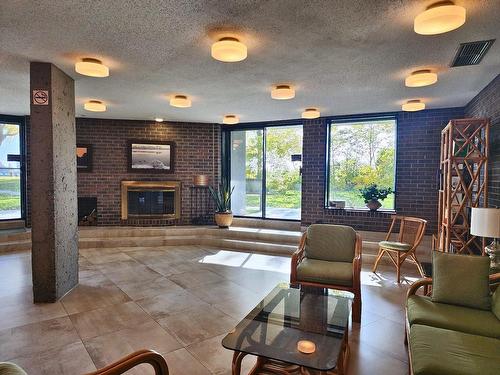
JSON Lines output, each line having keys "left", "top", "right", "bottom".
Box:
{"left": 325, "top": 115, "right": 397, "bottom": 211}
{"left": 0, "top": 115, "right": 27, "bottom": 221}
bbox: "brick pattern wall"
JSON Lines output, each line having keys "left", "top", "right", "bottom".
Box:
{"left": 27, "top": 118, "right": 220, "bottom": 226}
{"left": 301, "top": 107, "right": 465, "bottom": 234}
{"left": 465, "top": 74, "right": 500, "bottom": 207}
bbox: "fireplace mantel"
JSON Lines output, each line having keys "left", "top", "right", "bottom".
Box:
{"left": 121, "top": 181, "right": 181, "bottom": 220}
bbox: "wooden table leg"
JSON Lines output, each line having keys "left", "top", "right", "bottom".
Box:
{"left": 232, "top": 351, "right": 247, "bottom": 375}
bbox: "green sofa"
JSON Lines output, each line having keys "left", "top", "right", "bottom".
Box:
{"left": 406, "top": 272, "right": 500, "bottom": 375}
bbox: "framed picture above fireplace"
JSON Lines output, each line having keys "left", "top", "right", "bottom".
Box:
{"left": 76, "top": 144, "right": 93, "bottom": 172}
{"left": 128, "top": 140, "right": 175, "bottom": 173}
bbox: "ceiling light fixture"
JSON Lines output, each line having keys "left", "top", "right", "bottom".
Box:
{"left": 301, "top": 108, "right": 320, "bottom": 119}
{"left": 75, "top": 58, "right": 109, "bottom": 77}
{"left": 155, "top": 118, "right": 164, "bottom": 122}
{"left": 271, "top": 85, "right": 295, "bottom": 100}
{"left": 211, "top": 37, "right": 247, "bottom": 62}
{"left": 402, "top": 100, "right": 425, "bottom": 112}
{"left": 223, "top": 115, "right": 239, "bottom": 124}
{"left": 405, "top": 70, "right": 438, "bottom": 87}
{"left": 414, "top": 1, "right": 466, "bottom": 35}
{"left": 170, "top": 95, "right": 191, "bottom": 108}
{"left": 84, "top": 100, "right": 106, "bottom": 112}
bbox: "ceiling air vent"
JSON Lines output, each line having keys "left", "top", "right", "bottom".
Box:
{"left": 450, "top": 39, "right": 495, "bottom": 67}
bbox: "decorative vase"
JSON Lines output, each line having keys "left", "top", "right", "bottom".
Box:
{"left": 366, "top": 199, "right": 382, "bottom": 211}
{"left": 214, "top": 211, "right": 233, "bottom": 228}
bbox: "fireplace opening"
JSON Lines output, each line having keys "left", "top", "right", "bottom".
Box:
{"left": 128, "top": 189, "right": 175, "bottom": 216}
{"left": 121, "top": 181, "right": 181, "bottom": 220}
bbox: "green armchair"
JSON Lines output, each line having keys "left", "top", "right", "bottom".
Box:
{"left": 290, "top": 224, "right": 362, "bottom": 323}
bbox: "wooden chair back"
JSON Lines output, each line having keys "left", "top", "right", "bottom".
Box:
{"left": 385, "top": 216, "right": 427, "bottom": 250}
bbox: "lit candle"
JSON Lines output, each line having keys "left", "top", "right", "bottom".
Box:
{"left": 297, "top": 340, "right": 316, "bottom": 354}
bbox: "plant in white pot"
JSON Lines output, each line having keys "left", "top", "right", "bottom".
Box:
{"left": 209, "top": 180, "right": 235, "bottom": 228}
{"left": 360, "top": 184, "right": 393, "bottom": 211}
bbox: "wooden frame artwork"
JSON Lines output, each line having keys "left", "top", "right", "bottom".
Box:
{"left": 128, "top": 140, "right": 175, "bottom": 173}
{"left": 76, "top": 144, "right": 93, "bottom": 172}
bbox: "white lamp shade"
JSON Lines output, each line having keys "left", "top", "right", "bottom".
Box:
{"left": 470, "top": 208, "right": 500, "bottom": 238}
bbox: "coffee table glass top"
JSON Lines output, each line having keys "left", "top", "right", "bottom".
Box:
{"left": 222, "top": 283, "right": 353, "bottom": 371}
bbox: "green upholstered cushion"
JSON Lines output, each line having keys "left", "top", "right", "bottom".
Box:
{"left": 431, "top": 251, "right": 491, "bottom": 310}
{"left": 493, "top": 288, "right": 500, "bottom": 320}
{"left": 378, "top": 240, "right": 412, "bottom": 251}
{"left": 296, "top": 258, "right": 353, "bottom": 286}
{"left": 409, "top": 324, "right": 500, "bottom": 375}
{"left": 304, "top": 224, "right": 356, "bottom": 263}
{"left": 0, "top": 363, "right": 27, "bottom": 375}
{"left": 407, "top": 295, "right": 500, "bottom": 339}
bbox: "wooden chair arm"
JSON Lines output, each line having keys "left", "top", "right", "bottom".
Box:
{"left": 290, "top": 232, "right": 307, "bottom": 283}
{"left": 85, "top": 350, "right": 169, "bottom": 375}
{"left": 407, "top": 278, "right": 432, "bottom": 298}
{"left": 352, "top": 232, "right": 362, "bottom": 281}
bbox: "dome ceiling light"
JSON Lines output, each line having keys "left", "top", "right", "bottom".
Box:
{"left": 405, "top": 70, "right": 438, "bottom": 87}
{"left": 75, "top": 58, "right": 109, "bottom": 77}
{"left": 402, "top": 99, "right": 425, "bottom": 112}
{"left": 271, "top": 85, "right": 295, "bottom": 100}
{"left": 170, "top": 95, "right": 192, "bottom": 108}
{"left": 84, "top": 100, "right": 106, "bottom": 112}
{"left": 301, "top": 108, "right": 320, "bottom": 119}
{"left": 211, "top": 37, "right": 247, "bottom": 62}
{"left": 414, "top": 1, "right": 466, "bottom": 35}
{"left": 223, "top": 115, "right": 239, "bottom": 124}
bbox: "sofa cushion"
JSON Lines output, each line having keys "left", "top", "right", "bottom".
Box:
{"left": 304, "top": 224, "right": 356, "bottom": 263}
{"left": 409, "top": 324, "right": 500, "bottom": 375}
{"left": 0, "top": 363, "right": 27, "bottom": 375}
{"left": 432, "top": 251, "right": 491, "bottom": 310}
{"left": 407, "top": 295, "right": 500, "bottom": 339}
{"left": 379, "top": 240, "right": 412, "bottom": 251}
{"left": 493, "top": 288, "right": 500, "bottom": 320}
{"left": 296, "top": 258, "right": 352, "bottom": 286}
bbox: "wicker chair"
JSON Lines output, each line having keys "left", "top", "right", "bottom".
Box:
{"left": 372, "top": 216, "right": 427, "bottom": 283}
{"left": 290, "top": 224, "right": 362, "bottom": 323}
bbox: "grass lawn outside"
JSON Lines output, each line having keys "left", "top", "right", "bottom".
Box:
{"left": 246, "top": 190, "right": 301, "bottom": 209}
{"left": 0, "top": 176, "right": 21, "bottom": 211}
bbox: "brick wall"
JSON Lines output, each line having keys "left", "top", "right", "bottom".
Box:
{"left": 27, "top": 118, "right": 220, "bottom": 226}
{"left": 465, "top": 74, "right": 500, "bottom": 207}
{"left": 301, "top": 107, "right": 465, "bottom": 234}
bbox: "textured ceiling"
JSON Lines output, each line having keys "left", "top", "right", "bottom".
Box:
{"left": 0, "top": 0, "right": 499, "bottom": 123}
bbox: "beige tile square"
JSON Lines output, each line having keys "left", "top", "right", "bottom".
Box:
{"left": 164, "top": 348, "right": 211, "bottom": 375}
{"left": 168, "top": 269, "right": 225, "bottom": 289}
{"left": 84, "top": 251, "right": 134, "bottom": 265}
{"left": 70, "top": 301, "right": 151, "bottom": 340}
{"left": 9, "top": 341, "right": 96, "bottom": 375}
{"left": 0, "top": 316, "right": 80, "bottom": 360}
{"left": 137, "top": 290, "right": 208, "bottom": 320}
{"left": 117, "top": 276, "right": 185, "bottom": 300}
{"left": 61, "top": 273, "right": 130, "bottom": 314}
{"left": 84, "top": 321, "right": 182, "bottom": 371}
{"left": 158, "top": 305, "right": 237, "bottom": 346}
{"left": 187, "top": 280, "right": 261, "bottom": 305}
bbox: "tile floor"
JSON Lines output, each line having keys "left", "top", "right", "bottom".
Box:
{"left": 0, "top": 245, "right": 421, "bottom": 375}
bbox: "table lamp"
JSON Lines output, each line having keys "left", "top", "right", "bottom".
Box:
{"left": 470, "top": 208, "right": 500, "bottom": 269}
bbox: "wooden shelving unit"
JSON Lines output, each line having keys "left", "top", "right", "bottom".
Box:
{"left": 435, "top": 118, "right": 490, "bottom": 255}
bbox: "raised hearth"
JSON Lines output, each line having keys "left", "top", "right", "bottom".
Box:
{"left": 121, "top": 181, "right": 181, "bottom": 220}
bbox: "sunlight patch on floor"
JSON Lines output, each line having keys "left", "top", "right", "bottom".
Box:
{"left": 198, "top": 250, "right": 290, "bottom": 274}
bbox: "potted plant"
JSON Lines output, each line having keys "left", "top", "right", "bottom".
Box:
{"left": 360, "top": 184, "right": 393, "bottom": 211}
{"left": 209, "top": 180, "right": 235, "bottom": 228}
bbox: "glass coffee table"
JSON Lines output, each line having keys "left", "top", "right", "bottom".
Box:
{"left": 222, "top": 283, "right": 354, "bottom": 375}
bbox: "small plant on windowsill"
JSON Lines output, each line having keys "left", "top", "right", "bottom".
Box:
{"left": 360, "top": 184, "right": 393, "bottom": 211}
{"left": 209, "top": 180, "right": 235, "bottom": 228}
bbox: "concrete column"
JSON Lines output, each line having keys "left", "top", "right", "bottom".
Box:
{"left": 30, "top": 62, "right": 78, "bottom": 302}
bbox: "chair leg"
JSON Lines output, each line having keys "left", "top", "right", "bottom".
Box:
{"left": 396, "top": 252, "right": 401, "bottom": 283}
{"left": 372, "top": 248, "right": 385, "bottom": 273}
{"left": 352, "top": 292, "right": 361, "bottom": 323}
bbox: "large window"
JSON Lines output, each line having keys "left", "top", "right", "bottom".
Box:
{"left": 327, "top": 118, "right": 396, "bottom": 210}
{"left": 0, "top": 122, "right": 23, "bottom": 219}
